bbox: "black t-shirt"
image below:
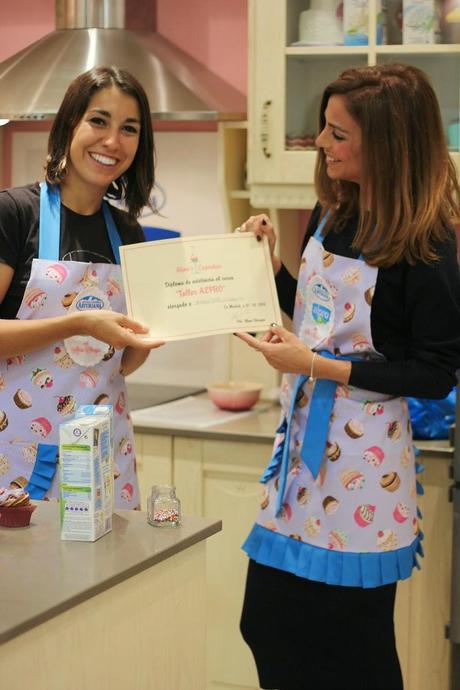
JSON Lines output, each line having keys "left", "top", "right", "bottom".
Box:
{"left": 0, "top": 182, "right": 145, "bottom": 318}
{"left": 275, "top": 204, "right": 460, "bottom": 399}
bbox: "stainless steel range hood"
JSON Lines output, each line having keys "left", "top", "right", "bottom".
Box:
{"left": 0, "top": 0, "right": 246, "bottom": 121}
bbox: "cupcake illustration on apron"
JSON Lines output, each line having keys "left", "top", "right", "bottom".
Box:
{"left": 0, "top": 183, "right": 140, "bottom": 508}
{"left": 244, "top": 213, "right": 422, "bottom": 587}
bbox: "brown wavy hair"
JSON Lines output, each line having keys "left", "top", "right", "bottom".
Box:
{"left": 46, "top": 65, "right": 154, "bottom": 218}
{"left": 314, "top": 63, "right": 460, "bottom": 266}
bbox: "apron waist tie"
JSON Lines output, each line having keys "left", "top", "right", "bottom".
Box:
{"left": 271, "top": 350, "right": 355, "bottom": 517}
{"left": 260, "top": 417, "right": 288, "bottom": 483}
{"left": 26, "top": 444, "right": 59, "bottom": 499}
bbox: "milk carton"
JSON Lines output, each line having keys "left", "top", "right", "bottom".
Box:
{"left": 59, "top": 414, "right": 113, "bottom": 541}
{"left": 344, "top": 0, "right": 369, "bottom": 45}
{"left": 75, "top": 404, "right": 114, "bottom": 505}
{"left": 343, "top": 0, "right": 384, "bottom": 45}
{"left": 403, "top": 1, "right": 439, "bottom": 44}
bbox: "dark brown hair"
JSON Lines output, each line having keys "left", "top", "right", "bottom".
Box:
{"left": 314, "top": 63, "right": 460, "bottom": 266}
{"left": 46, "top": 65, "right": 154, "bottom": 218}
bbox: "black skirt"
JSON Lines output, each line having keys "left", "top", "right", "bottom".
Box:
{"left": 240, "top": 559, "right": 404, "bottom": 690}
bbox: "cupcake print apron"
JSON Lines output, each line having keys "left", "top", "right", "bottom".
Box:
{"left": 243, "top": 213, "right": 423, "bottom": 587}
{"left": 0, "top": 183, "right": 140, "bottom": 508}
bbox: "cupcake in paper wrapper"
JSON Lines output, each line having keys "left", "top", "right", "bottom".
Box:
{"left": 0, "top": 487, "right": 36, "bottom": 527}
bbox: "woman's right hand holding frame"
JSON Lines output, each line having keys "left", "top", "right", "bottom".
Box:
{"left": 235, "top": 213, "right": 281, "bottom": 275}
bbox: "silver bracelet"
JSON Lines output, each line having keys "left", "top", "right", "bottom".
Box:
{"left": 310, "top": 351, "right": 318, "bottom": 381}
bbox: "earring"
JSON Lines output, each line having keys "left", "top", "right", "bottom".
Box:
{"left": 57, "top": 155, "right": 68, "bottom": 178}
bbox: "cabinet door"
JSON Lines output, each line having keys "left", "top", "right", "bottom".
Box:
{"left": 174, "top": 436, "right": 272, "bottom": 690}
{"left": 402, "top": 456, "right": 453, "bottom": 690}
{"left": 249, "top": 0, "right": 460, "bottom": 205}
{"left": 204, "top": 440, "right": 272, "bottom": 690}
{"left": 249, "top": 0, "right": 287, "bottom": 184}
{"left": 249, "top": 0, "right": 368, "bottom": 192}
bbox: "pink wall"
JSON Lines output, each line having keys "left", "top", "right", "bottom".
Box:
{"left": 0, "top": 0, "right": 247, "bottom": 94}
{"left": 0, "top": 1, "right": 247, "bottom": 186}
{"left": 156, "top": 0, "right": 247, "bottom": 94}
{"left": 0, "top": 0, "right": 55, "bottom": 63}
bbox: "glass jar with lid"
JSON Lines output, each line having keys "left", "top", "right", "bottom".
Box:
{"left": 147, "top": 485, "right": 181, "bottom": 528}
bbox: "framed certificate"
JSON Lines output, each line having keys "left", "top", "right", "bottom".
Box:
{"left": 120, "top": 233, "right": 282, "bottom": 341}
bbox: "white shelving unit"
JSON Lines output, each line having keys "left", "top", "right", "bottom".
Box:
{"left": 220, "top": 0, "right": 460, "bottom": 397}
{"left": 218, "top": 121, "right": 283, "bottom": 395}
{"left": 248, "top": 0, "right": 460, "bottom": 208}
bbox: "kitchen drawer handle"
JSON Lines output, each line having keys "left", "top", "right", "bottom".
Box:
{"left": 261, "top": 99, "right": 272, "bottom": 158}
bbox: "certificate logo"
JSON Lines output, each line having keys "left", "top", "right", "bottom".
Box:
{"left": 176, "top": 246, "right": 222, "bottom": 275}
{"left": 187, "top": 245, "right": 204, "bottom": 274}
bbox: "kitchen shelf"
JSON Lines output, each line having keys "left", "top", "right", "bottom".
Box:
{"left": 229, "top": 190, "right": 250, "bottom": 199}
{"left": 286, "top": 44, "right": 460, "bottom": 56}
{"left": 249, "top": 0, "right": 460, "bottom": 207}
{"left": 285, "top": 46, "right": 369, "bottom": 56}
{"left": 376, "top": 44, "right": 460, "bottom": 55}
{"left": 218, "top": 120, "right": 279, "bottom": 395}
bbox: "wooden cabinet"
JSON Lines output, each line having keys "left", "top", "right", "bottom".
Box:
{"left": 174, "top": 436, "right": 271, "bottom": 690}
{"left": 133, "top": 432, "right": 173, "bottom": 511}
{"left": 135, "top": 432, "right": 271, "bottom": 690}
{"left": 218, "top": 121, "right": 282, "bottom": 395}
{"left": 248, "top": 0, "right": 460, "bottom": 209}
{"left": 218, "top": 120, "right": 304, "bottom": 277}
{"left": 0, "top": 128, "right": 4, "bottom": 188}
{"left": 395, "top": 454, "right": 453, "bottom": 690}
{"left": 134, "top": 431, "right": 453, "bottom": 690}
{"left": 218, "top": 122, "right": 254, "bottom": 234}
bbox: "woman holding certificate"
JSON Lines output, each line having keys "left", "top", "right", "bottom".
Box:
{"left": 237, "top": 63, "right": 460, "bottom": 690}
{"left": 0, "top": 66, "right": 163, "bottom": 508}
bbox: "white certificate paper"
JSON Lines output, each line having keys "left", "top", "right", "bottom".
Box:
{"left": 120, "top": 233, "right": 282, "bottom": 341}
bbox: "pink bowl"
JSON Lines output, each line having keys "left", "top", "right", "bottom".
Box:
{"left": 207, "top": 382, "right": 263, "bottom": 411}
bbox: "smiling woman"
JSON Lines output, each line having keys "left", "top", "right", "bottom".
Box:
{"left": 315, "top": 94, "right": 362, "bottom": 184}
{"left": 46, "top": 66, "right": 154, "bottom": 219}
{"left": 236, "top": 63, "right": 460, "bottom": 690}
{"left": 0, "top": 66, "right": 164, "bottom": 508}
{"left": 64, "top": 87, "right": 141, "bottom": 212}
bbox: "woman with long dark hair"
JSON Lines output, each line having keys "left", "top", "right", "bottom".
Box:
{"left": 0, "top": 65, "right": 163, "bottom": 507}
{"left": 237, "top": 63, "right": 460, "bottom": 690}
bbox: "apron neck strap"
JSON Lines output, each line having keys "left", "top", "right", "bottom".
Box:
{"left": 38, "top": 182, "right": 123, "bottom": 264}
{"left": 313, "top": 209, "right": 331, "bottom": 243}
{"left": 38, "top": 182, "right": 60, "bottom": 260}
{"left": 312, "top": 208, "right": 365, "bottom": 262}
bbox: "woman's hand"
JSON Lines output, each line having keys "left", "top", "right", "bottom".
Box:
{"left": 77, "top": 310, "right": 165, "bottom": 351}
{"left": 119, "top": 346, "right": 151, "bottom": 377}
{"left": 236, "top": 326, "right": 352, "bottom": 384}
{"left": 236, "top": 213, "right": 281, "bottom": 275}
{"left": 0, "top": 308, "right": 164, "bottom": 359}
{"left": 236, "top": 325, "right": 312, "bottom": 374}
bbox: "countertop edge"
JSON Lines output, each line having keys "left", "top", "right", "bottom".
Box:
{"left": 133, "top": 422, "right": 275, "bottom": 444}
{"left": 132, "top": 422, "right": 454, "bottom": 458}
{"left": 0, "top": 518, "right": 222, "bottom": 646}
{"left": 130, "top": 394, "right": 455, "bottom": 457}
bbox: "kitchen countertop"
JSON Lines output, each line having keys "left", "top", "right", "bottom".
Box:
{"left": 0, "top": 502, "right": 221, "bottom": 644}
{"left": 126, "top": 381, "right": 205, "bottom": 410}
{"left": 131, "top": 394, "right": 281, "bottom": 444}
{"left": 130, "top": 392, "right": 454, "bottom": 459}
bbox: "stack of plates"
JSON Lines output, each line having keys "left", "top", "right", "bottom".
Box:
{"left": 296, "top": 8, "right": 343, "bottom": 46}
